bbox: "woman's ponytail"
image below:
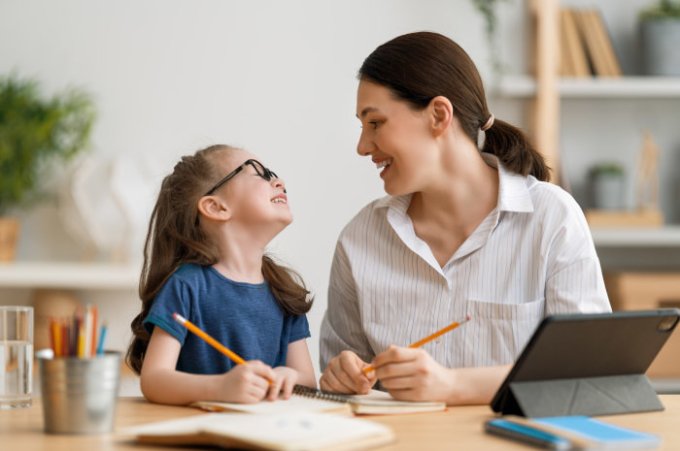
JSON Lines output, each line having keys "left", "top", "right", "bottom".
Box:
{"left": 481, "top": 118, "right": 551, "bottom": 182}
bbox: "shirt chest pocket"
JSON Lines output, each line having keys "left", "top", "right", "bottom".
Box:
{"left": 463, "top": 298, "right": 545, "bottom": 364}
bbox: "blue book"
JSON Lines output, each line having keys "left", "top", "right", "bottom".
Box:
{"left": 485, "top": 416, "right": 661, "bottom": 450}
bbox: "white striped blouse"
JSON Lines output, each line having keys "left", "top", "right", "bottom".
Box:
{"left": 319, "top": 156, "right": 611, "bottom": 370}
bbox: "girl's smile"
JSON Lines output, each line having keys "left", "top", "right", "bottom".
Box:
{"left": 271, "top": 193, "right": 288, "bottom": 204}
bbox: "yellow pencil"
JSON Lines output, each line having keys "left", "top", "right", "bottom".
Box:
{"left": 362, "top": 315, "right": 472, "bottom": 374}
{"left": 172, "top": 312, "right": 246, "bottom": 365}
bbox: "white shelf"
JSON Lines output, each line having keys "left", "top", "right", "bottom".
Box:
{"left": 2, "top": 229, "right": 680, "bottom": 290}
{"left": 497, "top": 75, "right": 680, "bottom": 98}
{"left": 591, "top": 226, "right": 680, "bottom": 247}
{"left": 0, "top": 262, "right": 139, "bottom": 289}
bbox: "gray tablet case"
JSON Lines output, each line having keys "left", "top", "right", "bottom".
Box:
{"left": 490, "top": 308, "right": 680, "bottom": 418}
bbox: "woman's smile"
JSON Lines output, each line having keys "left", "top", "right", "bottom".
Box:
{"left": 374, "top": 157, "right": 393, "bottom": 178}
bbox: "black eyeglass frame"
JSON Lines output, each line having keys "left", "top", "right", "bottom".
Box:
{"left": 203, "top": 159, "right": 278, "bottom": 196}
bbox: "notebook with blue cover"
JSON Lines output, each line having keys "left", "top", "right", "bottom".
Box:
{"left": 534, "top": 416, "right": 661, "bottom": 448}
{"left": 485, "top": 415, "right": 661, "bottom": 449}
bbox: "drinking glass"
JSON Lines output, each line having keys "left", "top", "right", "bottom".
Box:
{"left": 0, "top": 306, "right": 34, "bottom": 409}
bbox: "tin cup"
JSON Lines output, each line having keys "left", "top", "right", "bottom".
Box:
{"left": 39, "top": 351, "right": 121, "bottom": 434}
{"left": 0, "top": 306, "right": 33, "bottom": 409}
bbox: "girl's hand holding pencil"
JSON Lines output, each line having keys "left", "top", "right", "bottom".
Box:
{"left": 269, "top": 366, "right": 299, "bottom": 400}
{"left": 217, "top": 361, "right": 279, "bottom": 404}
{"left": 172, "top": 313, "right": 296, "bottom": 403}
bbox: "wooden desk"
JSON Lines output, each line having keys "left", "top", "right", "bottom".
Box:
{"left": 2, "top": 396, "right": 679, "bottom": 450}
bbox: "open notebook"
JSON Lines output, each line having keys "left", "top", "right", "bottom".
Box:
{"left": 124, "top": 412, "right": 395, "bottom": 451}
{"left": 192, "top": 385, "right": 446, "bottom": 415}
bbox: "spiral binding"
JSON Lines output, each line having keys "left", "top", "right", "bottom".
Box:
{"left": 292, "top": 385, "right": 353, "bottom": 404}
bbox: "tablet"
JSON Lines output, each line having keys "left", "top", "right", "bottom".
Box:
{"left": 491, "top": 308, "right": 680, "bottom": 415}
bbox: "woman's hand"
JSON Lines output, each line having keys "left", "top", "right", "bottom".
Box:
{"left": 267, "top": 366, "right": 299, "bottom": 401}
{"left": 319, "top": 350, "right": 377, "bottom": 394}
{"left": 217, "top": 360, "right": 276, "bottom": 404}
{"left": 371, "top": 345, "right": 455, "bottom": 403}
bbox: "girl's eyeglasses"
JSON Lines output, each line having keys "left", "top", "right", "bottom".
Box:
{"left": 204, "top": 159, "right": 278, "bottom": 196}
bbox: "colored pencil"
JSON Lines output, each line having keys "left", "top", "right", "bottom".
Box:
{"left": 362, "top": 315, "right": 472, "bottom": 374}
{"left": 96, "top": 323, "right": 108, "bottom": 356}
{"left": 172, "top": 313, "right": 246, "bottom": 365}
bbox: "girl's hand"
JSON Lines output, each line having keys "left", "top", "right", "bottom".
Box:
{"left": 218, "top": 360, "right": 276, "bottom": 404}
{"left": 372, "top": 345, "right": 454, "bottom": 403}
{"left": 266, "top": 366, "right": 299, "bottom": 401}
{"left": 320, "top": 350, "right": 377, "bottom": 394}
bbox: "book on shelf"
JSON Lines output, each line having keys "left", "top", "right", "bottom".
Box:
{"left": 191, "top": 385, "right": 447, "bottom": 416}
{"left": 556, "top": 6, "right": 623, "bottom": 78}
{"left": 124, "top": 411, "right": 396, "bottom": 451}
{"left": 573, "top": 8, "right": 622, "bottom": 77}
{"left": 559, "top": 8, "right": 589, "bottom": 78}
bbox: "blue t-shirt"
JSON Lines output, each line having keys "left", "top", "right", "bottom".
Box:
{"left": 144, "top": 264, "right": 310, "bottom": 374}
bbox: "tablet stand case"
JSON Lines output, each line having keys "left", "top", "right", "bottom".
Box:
{"left": 499, "top": 374, "right": 663, "bottom": 417}
{"left": 491, "top": 309, "right": 679, "bottom": 418}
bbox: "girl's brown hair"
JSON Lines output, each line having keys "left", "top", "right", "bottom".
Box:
{"left": 358, "top": 31, "right": 550, "bottom": 182}
{"left": 126, "top": 144, "right": 312, "bottom": 375}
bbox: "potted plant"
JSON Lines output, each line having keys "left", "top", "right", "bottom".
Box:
{"left": 640, "top": 0, "right": 680, "bottom": 75}
{"left": 0, "top": 74, "right": 95, "bottom": 261}
{"left": 588, "top": 162, "right": 626, "bottom": 210}
{"left": 471, "top": 0, "right": 509, "bottom": 75}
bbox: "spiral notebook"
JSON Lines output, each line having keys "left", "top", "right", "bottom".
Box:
{"left": 191, "top": 385, "right": 446, "bottom": 415}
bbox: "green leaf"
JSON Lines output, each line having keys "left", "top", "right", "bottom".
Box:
{"left": 0, "top": 73, "right": 96, "bottom": 215}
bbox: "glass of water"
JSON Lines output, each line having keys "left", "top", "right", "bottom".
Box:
{"left": 0, "top": 306, "right": 33, "bottom": 409}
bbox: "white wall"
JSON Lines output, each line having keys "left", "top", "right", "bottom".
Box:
{"left": 2, "top": 0, "right": 678, "bottom": 373}
{"left": 0, "top": 0, "right": 500, "bottom": 372}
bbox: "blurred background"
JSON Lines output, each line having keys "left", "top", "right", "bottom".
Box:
{"left": 1, "top": 0, "right": 678, "bottom": 386}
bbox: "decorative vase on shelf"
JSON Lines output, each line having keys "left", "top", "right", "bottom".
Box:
{"left": 58, "top": 154, "right": 158, "bottom": 263}
{"left": 639, "top": 0, "right": 680, "bottom": 76}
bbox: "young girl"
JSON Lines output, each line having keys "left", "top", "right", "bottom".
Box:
{"left": 126, "top": 144, "right": 316, "bottom": 405}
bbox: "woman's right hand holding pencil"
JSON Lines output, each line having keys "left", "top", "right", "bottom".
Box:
{"left": 320, "top": 350, "right": 377, "bottom": 394}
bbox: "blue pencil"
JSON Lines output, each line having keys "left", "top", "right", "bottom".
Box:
{"left": 96, "top": 323, "right": 108, "bottom": 356}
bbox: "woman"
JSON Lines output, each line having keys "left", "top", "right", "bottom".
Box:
{"left": 319, "top": 32, "right": 610, "bottom": 405}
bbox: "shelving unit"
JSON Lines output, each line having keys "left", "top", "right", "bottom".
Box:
{"left": 591, "top": 226, "right": 680, "bottom": 248}
{"left": 0, "top": 262, "right": 139, "bottom": 290}
{"left": 498, "top": 75, "right": 680, "bottom": 98}
{"left": 509, "top": 1, "right": 680, "bottom": 380}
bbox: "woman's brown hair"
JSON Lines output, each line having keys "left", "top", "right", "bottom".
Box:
{"left": 126, "top": 144, "right": 312, "bottom": 375}
{"left": 358, "top": 31, "right": 550, "bottom": 182}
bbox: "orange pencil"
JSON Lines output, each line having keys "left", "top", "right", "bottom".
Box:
{"left": 362, "top": 315, "right": 472, "bottom": 374}
{"left": 172, "top": 313, "right": 246, "bottom": 365}
{"left": 90, "top": 305, "right": 98, "bottom": 357}
{"left": 50, "top": 319, "right": 61, "bottom": 358}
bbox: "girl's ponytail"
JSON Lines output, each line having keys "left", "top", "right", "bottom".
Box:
{"left": 262, "top": 255, "right": 313, "bottom": 315}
